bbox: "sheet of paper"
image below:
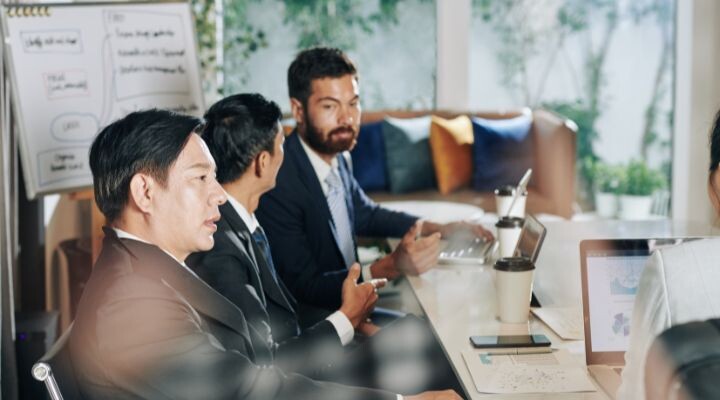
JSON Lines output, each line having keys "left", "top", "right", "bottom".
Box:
{"left": 474, "top": 351, "right": 560, "bottom": 367}
{"left": 532, "top": 307, "right": 584, "bottom": 340}
{"left": 462, "top": 350, "right": 596, "bottom": 394}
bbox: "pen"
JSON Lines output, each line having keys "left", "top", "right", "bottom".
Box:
{"left": 479, "top": 347, "right": 552, "bottom": 356}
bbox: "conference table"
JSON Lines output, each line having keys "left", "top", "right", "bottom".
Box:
{"left": 378, "top": 204, "right": 716, "bottom": 399}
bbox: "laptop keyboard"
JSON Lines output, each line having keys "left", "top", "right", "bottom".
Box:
{"left": 440, "top": 237, "right": 495, "bottom": 261}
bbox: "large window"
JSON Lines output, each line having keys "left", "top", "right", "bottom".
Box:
{"left": 470, "top": 0, "right": 675, "bottom": 211}
{"left": 220, "top": 0, "right": 437, "bottom": 112}
{"left": 189, "top": 0, "right": 677, "bottom": 214}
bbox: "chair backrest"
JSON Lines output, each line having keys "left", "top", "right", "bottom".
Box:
{"left": 645, "top": 318, "right": 720, "bottom": 400}
{"left": 31, "top": 324, "right": 82, "bottom": 400}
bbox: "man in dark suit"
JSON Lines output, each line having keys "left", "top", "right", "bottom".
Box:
{"left": 188, "top": 94, "right": 381, "bottom": 376}
{"left": 69, "top": 109, "right": 459, "bottom": 400}
{"left": 256, "top": 47, "right": 493, "bottom": 310}
{"left": 189, "top": 93, "right": 465, "bottom": 397}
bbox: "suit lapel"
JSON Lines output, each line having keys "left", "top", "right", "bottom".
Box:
{"left": 104, "top": 228, "right": 256, "bottom": 355}
{"left": 287, "top": 132, "right": 351, "bottom": 266}
{"left": 219, "top": 204, "right": 261, "bottom": 276}
{"left": 220, "top": 203, "right": 296, "bottom": 314}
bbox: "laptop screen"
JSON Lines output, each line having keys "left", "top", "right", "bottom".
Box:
{"left": 515, "top": 214, "right": 546, "bottom": 263}
{"left": 581, "top": 238, "right": 700, "bottom": 365}
{"left": 586, "top": 248, "right": 648, "bottom": 353}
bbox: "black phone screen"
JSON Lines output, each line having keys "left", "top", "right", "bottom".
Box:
{"left": 469, "top": 334, "right": 551, "bottom": 348}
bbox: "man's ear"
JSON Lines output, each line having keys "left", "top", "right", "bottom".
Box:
{"left": 128, "top": 173, "right": 154, "bottom": 214}
{"left": 290, "top": 98, "right": 304, "bottom": 126}
{"left": 255, "top": 151, "right": 270, "bottom": 178}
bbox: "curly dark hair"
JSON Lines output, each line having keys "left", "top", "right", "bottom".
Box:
{"left": 287, "top": 46, "right": 357, "bottom": 106}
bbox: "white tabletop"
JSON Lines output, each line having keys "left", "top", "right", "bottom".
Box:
{"left": 396, "top": 219, "right": 717, "bottom": 399}
{"left": 404, "top": 265, "right": 606, "bottom": 400}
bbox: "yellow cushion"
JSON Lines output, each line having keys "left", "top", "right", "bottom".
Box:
{"left": 429, "top": 115, "right": 474, "bottom": 194}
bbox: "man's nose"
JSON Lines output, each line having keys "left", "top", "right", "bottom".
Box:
{"left": 338, "top": 105, "right": 355, "bottom": 126}
{"left": 210, "top": 181, "right": 227, "bottom": 205}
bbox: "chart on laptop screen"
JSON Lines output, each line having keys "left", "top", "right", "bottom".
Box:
{"left": 586, "top": 251, "right": 648, "bottom": 353}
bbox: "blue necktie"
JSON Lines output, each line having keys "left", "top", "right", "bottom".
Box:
{"left": 251, "top": 226, "right": 280, "bottom": 284}
{"left": 325, "top": 169, "right": 356, "bottom": 269}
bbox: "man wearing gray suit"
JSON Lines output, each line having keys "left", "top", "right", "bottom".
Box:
{"left": 69, "top": 108, "right": 459, "bottom": 400}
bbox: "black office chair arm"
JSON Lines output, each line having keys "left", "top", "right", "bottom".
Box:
{"left": 31, "top": 323, "right": 74, "bottom": 400}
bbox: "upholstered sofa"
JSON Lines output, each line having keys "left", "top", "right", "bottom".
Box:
{"left": 355, "top": 109, "right": 577, "bottom": 219}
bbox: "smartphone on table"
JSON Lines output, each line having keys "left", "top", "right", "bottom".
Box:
{"left": 469, "top": 334, "right": 551, "bottom": 349}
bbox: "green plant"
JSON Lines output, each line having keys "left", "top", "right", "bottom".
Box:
{"left": 618, "top": 160, "right": 666, "bottom": 196}
{"left": 586, "top": 159, "right": 624, "bottom": 194}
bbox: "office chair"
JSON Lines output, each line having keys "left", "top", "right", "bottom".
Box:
{"left": 645, "top": 318, "right": 720, "bottom": 400}
{"left": 31, "top": 323, "right": 81, "bottom": 400}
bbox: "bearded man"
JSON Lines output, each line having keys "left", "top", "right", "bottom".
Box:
{"left": 256, "top": 47, "right": 493, "bottom": 312}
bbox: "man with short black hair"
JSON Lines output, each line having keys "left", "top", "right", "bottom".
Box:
{"left": 189, "top": 93, "right": 381, "bottom": 375}
{"left": 70, "top": 108, "right": 459, "bottom": 400}
{"left": 257, "top": 47, "right": 493, "bottom": 311}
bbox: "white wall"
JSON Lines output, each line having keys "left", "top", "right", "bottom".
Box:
{"left": 672, "top": 0, "right": 720, "bottom": 223}
{"left": 436, "top": 0, "right": 470, "bottom": 109}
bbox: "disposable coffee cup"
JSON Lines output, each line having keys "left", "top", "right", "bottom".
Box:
{"left": 494, "top": 257, "right": 535, "bottom": 323}
{"left": 495, "top": 217, "right": 524, "bottom": 258}
{"left": 495, "top": 186, "right": 527, "bottom": 218}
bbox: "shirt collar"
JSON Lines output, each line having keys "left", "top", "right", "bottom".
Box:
{"left": 298, "top": 133, "right": 339, "bottom": 189}
{"left": 113, "top": 227, "right": 193, "bottom": 271}
{"left": 226, "top": 194, "right": 260, "bottom": 233}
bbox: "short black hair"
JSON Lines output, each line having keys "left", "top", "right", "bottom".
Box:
{"left": 711, "top": 110, "right": 720, "bottom": 173}
{"left": 89, "top": 109, "right": 202, "bottom": 223}
{"left": 288, "top": 47, "right": 357, "bottom": 105}
{"left": 202, "top": 93, "right": 282, "bottom": 184}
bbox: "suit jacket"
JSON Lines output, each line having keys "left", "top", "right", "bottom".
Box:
{"left": 69, "top": 227, "right": 394, "bottom": 400}
{"left": 256, "top": 132, "right": 417, "bottom": 309}
{"left": 188, "top": 202, "right": 345, "bottom": 378}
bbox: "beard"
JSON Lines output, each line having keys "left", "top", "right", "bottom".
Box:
{"left": 303, "top": 110, "right": 359, "bottom": 156}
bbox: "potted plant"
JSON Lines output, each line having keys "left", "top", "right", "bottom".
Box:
{"left": 590, "top": 160, "right": 624, "bottom": 218}
{"left": 618, "top": 160, "right": 666, "bottom": 220}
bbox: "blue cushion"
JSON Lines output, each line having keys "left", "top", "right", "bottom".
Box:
{"left": 382, "top": 116, "right": 435, "bottom": 193}
{"left": 350, "top": 122, "right": 388, "bottom": 191}
{"left": 471, "top": 114, "right": 534, "bottom": 191}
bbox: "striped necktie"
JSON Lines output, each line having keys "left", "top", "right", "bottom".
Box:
{"left": 325, "top": 169, "right": 356, "bottom": 269}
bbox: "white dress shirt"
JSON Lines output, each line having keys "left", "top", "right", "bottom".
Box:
{"left": 226, "top": 194, "right": 355, "bottom": 346}
{"left": 618, "top": 238, "right": 720, "bottom": 400}
{"left": 298, "top": 136, "right": 376, "bottom": 281}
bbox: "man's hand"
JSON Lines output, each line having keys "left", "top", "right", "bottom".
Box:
{"left": 406, "top": 390, "right": 463, "bottom": 400}
{"left": 338, "top": 264, "right": 383, "bottom": 328}
{"left": 357, "top": 320, "right": 381, "bottom": 336}
{"left": 391, "top": 222, "right": 441, "bottom": 276}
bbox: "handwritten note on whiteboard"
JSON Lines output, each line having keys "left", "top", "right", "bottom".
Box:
{"left": 1, "top": 2, "right": 204, "bottom": 198}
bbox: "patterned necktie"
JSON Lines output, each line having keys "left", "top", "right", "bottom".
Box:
{"left": 324, "top": 169, "right": 356, "bottom": 269}
{"left": 251, "top": 226, "right": 280, "bottom": 284}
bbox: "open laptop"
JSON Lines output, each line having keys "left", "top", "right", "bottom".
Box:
{"left": 580, "top": 238, "right": 698, "bottom": 398}
{"left": 513, "top": 214, "right": 546, "bottom": 263}
{"left": 438, "top": 233, "right": 496, "bottom": 265}
{"left": 439, "top": 213, "right": 546, "bottom": 265}
{"left": 439, "top": 170, "right": 533, "bottom": 265}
